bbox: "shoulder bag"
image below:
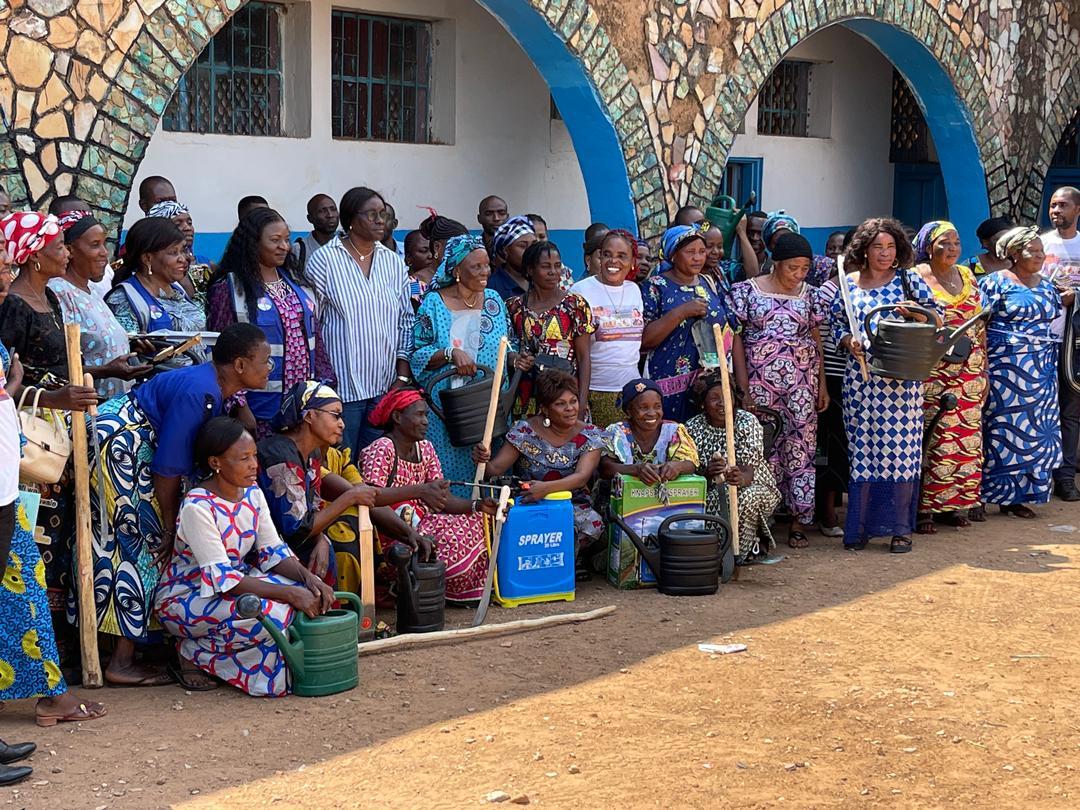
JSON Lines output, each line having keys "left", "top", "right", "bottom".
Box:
{"left": 17, "top": 387, "right": 72, "bottom": 484}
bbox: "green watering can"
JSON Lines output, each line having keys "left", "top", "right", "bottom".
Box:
{"left": 704, "top": 190, "right": 757, "bottom": 257}
{"left": 236, "top": 591, "right": 361, "bottom": 697}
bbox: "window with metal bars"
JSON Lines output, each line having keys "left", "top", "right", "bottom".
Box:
{"left": 331, "top": 10, "right": 432, "bottom": 143}
{"left": 163, "top": 1, "right": 284, "bottom": 136}
{"left": 756, "top": 60, "right": 810, "bottom": 137}
{"left": 889, "top": 70, "right": 931, "bottom": 164}
{"left": 1052, "top": 109, "right": 1080, "bottom": 168}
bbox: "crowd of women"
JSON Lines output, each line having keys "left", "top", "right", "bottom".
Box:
{"left": 0, "top": 177, "right": 1075, "bottom": 781}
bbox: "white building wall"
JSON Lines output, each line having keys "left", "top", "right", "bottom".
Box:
{"left": 730, "top": 25, "right": 896, "bottom": 237}
{"left": 125, "top": 0, "right": 590, "bottom": 249}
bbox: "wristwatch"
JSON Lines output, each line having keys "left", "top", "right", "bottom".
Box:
{"left": 396, "top": 375, "right": 413, "bottom": 384}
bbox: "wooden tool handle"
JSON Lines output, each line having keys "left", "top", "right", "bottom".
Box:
{"left": 66, "top": 323, "right": 102, "bottom": 687}
{"left": 83, "top": 373, "right": 97, "bottom": 415}
{"left": 473, "top": 336, "right": 509, "bottom": 499}
{"left": 712, "top": 323, "right": 740, "bottom": 557}
{"left": 357, "top": 505, "right": 375, "bottom": 641}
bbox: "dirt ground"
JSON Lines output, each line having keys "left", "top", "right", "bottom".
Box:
{"left": 5, "top": 504, "right": 1080, "bottom": 809}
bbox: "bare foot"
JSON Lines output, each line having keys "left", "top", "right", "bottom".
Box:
{"left": 104, "top": 661, "right": 173, "bottom": 687}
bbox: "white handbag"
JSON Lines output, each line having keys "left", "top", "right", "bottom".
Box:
{"left": 17, "top": 387, "right": 72, "bottom": 484}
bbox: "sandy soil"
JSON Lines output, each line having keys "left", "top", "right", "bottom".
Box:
{"left": 4, "top": 504, "right": 1080, "bottom": 809}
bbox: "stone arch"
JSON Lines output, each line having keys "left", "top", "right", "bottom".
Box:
{"left": 687, "top": 3, "right": 1002, "bottom": 244}
{"left": 1, "top": 0, "right": 664, "bottom": 238}
{"left": 1023, "top": 64, "right": 1080, "bottom": 223}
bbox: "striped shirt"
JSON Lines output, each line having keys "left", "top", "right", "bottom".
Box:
{"left": 817, "top": 280, "right": 847, "bottom": 378}
{"left": 304, "top": 237, "right": 414, "bottom": 402}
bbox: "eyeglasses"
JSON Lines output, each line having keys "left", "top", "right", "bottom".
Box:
{"left": 310, "top": 408, "right": 345, "bottom": 422}
{"left": 358, "top": 211, "right": 390, "bottom": 223}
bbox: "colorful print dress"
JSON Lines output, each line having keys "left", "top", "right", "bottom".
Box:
{"left": 729, "top": 279, "right": 824, "bottom": 524}
{"left": 830, "top": 270, "right": 938, "bottom": 545}
{"left": 603, "top": 421, "right": 700, "bottom": 469}
{"left": 412, "top": 289, "right": 514, "bottom": 499}
{"left": 642, "top": 272, "right": 733, "bottom": 422}
{"left": 919, "top": 267, "right": 988, "bottom": 513}
{"left": 361, "top": 437, "right": 489, "bottom": 603}
{"left": 979, "top": 273, "right": 1063, "bottom": 505}
{"left": 506, "top": 292, "right": 595, "bottom": 416}
{"left": 155, "top": 487, "right": 298, "bottom": 697}
{"left": 685, "top": 411, "right": 781, "bottom": 563}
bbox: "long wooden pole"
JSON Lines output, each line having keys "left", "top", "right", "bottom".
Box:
{"left": 65, "top": 323, "right": 102, "bottom": 687}
{"left": 359, "top": 605, "right": 617, "bottom": 656}
{"left": 357, "top": 505, "right": 376, "bottom": 642}
{"left": 712, "top": 323, "right": 740, "bottom": 557}
{"left": 473, "top": 335, "right": 509, "bottom": 499}
{"left": 836, "top": 255, "right": 870, "bottom": 382}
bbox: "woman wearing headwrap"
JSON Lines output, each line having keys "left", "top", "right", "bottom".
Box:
{"left": 730, "top": 232, "right": 828, "bottom": 548}
{"left": 207, "top": 207, "right": 335, "bottom": 437}
{"left": 761, "top": 210, "right": 833, "bottom": 286}
{"left": 360, "top": 388, "right": 497, "bottom": 605}
{"left": 831, "top": 218, "right": 939, "bottom": 553}
{"left": 980, "top": 227, "right": 1073, "bottom": 516}
{"left": 599, "top": 378, "right": 699, "bottom": 483}
{"left": 507, "top": 240, "right": 594, "bottom": 416}
{"left": 147, "top": 199, "right": 212, "bottom": 302}
{"left": 49, "top": 211, "right": 151, "bottom": 399}
{"left": 685, "top": 371, "right": 781, "bottom": 564}
{"left": 487, "top": 215, "right": 538, "bottom": 300}
{"left": 411, "top": 235, "right": 530, "bottom": 498}
{"left": 912, "top": 221, "right": 988, "bottom": 531}
{"left": 641, "top": 224, "right": 734, "bottom": 422}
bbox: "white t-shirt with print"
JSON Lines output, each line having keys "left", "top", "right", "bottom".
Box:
{"left": 570, "top": 275, "right": 645, "bottom": 392}
{"left": 1041, "top": 229, "right": 1080, "bottom": 338}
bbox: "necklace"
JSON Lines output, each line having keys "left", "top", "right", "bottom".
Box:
{"left": 20, "top": 285, "right": 60, "bottom": 329}
{"left": 599, "top": 278, "right": 627, "bottom": 312}
{"left": 460, "top": 288, "right": 481, "bottom": 308}
{"left": 346, "top": 233, "right": 373, "bottom": 263}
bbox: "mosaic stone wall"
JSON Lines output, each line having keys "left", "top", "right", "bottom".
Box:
{"left": 1, "top": 0, "right": 1079, "bottom": 239}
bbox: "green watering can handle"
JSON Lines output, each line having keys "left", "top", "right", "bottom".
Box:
{"left": 292, "top": 590, "right": 363, "bottom": 630}
{"left": 709, "top": 194, "right": 737, "bottom": 210}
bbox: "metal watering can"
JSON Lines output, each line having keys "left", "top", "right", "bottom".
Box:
{"left": 235, "top": 591, "right": 361, "bottom": 697}
{"left": 388, "top": 543, "right": 446, "bottom": 634}
{"left": 608, "top": 512, "right": 734, "bottom": 595}
{"left": 863, "top": 304, "right": 986, "bottom": 382}
{"left": 423, "top": 365, "right": 523, "bottom": 448}
{"left": 705, "top": 190, "right": 756, "bottom": 257}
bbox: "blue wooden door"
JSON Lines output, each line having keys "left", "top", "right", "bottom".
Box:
{"left": 892, "top": 162, "right": 948, "bottom": 231}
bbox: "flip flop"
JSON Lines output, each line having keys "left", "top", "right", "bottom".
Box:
{"left": 1000, "top": 504, "right": 1036, "bottom": 519}
{"left": 166, "top": 663, "right": 219, "bottom": 692}
{"left": 890, "top": 536, "right": 913, "bottom": 554}
{"left": 787, "top": 531, "right": 809, "bottom": 549}
{"left": 36, "top": 701, "right": 107, "bottom": 728}
{"left": 916, "top": 513, "right": 937, "bottom": 535}
{"left": 105, "top": 669, "right": 175, "bottom": 688}
{"left": 968, "top": 505, "right": 987, "bottom": 522}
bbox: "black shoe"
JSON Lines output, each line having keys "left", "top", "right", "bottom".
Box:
{"left": 0, "top": 740, "right": 34, "bottom": 765}
{"left": 0, "top": 764, "right": 31, "bottom": 786}
{"left": 1054, "top": 480, "right": 1080, "bottom": 502}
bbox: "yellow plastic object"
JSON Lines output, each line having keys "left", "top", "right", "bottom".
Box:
{"left": 490, "top": 493, "right": 576, "bottom": 608}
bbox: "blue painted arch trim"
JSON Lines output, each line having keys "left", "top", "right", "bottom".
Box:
{"left": 473, "top": 0, "right": 638, "bottom": 234}
{"left": 842, "top": 19, "right": 990, "bottom": 248}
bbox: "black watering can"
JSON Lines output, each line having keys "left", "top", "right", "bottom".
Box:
{"left": 388, "top": 543, "right": 446, "bottom": 633}
{"left": 609, "top": 512, "right": 734, "bottom": 595}
{"left": 423, "top": 365, "right": 523, "bottom": 447}
{"left": 863, "top": 305, "right": 986, "bottom": 382}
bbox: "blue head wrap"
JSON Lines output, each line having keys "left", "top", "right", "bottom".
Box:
{"left": 490, "top": 215, "right": 535, "bottom": 260}
{"left": 913, "top": 220, "right": 958, "bottom": 263}
{"left": 658, "top": 224, "right": 706, "bottom": 272}
{"left": 432, "top": 234, "right": 486, "bottom": 289}
{"left": 617, "top": 378, "right": 664, "bottom": 411}
{"left": 762, "top": 210, "right": 800, "bottom": 253}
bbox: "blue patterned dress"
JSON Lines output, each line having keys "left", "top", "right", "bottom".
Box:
{"left": 642, "top": 272, "right": 734, "bottom": 422}
{"left": 155, "top": 486, "right": 297, "bottom": 697}
{"left": 979, "top": 273, "right": 1063, "bottom": 505}
{"left": 412, "top": 289, "right": 513, "bottom": 498}
{"left": 831, "top": 271, "right": 938, "bottom": 545}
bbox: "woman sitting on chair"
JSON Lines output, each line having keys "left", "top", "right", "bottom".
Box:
{"left": 599, "top": 378, "right": 699, "bottom": 483}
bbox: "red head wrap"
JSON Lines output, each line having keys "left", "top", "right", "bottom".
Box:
{"left": 1, "top": 211, "right": 63, "bottom": 266}
{"left": 369, "top": 388, "right": 424, "bottom": 428}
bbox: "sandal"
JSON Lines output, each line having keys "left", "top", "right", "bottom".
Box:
{"left": 889, "top": 536, "right": 913, "bottom": 554}
{"left": 844, "top": 539, "right": 867, "bottom": 551}
{"left": 1000, "top": 504, "right": 1036, "bottom": 519}
{"left": 916, "top": 513, "right": 937, "bottom": 535}
{"left": 968, "top": 504, "right": 987, "bottom": 522}
{"left": 941, "top": 511, "right": 972, "bottom": 528}
{"left": 787, "top": 531, "right": 809, "bottom": 549}
{"left": 105, "top": 668, "right": 175, "bottom": 688}
{"left": 36, "top": 701, "right": 107, "bottom": 728}
{"left": 166, "top": 662, "right": 218, "bottom": 692}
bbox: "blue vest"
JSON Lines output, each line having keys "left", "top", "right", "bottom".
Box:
{"left": 228, "top": 274, "right": 318, "bottom": 421}
{"left": 119, "top": 278, "right": 187, "bottom": 332}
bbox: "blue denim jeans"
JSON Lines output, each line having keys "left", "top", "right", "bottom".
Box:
{"left": 341, "top": 397, "right": 384, "bottom": 458}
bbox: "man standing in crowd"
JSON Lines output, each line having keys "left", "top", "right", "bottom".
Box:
{"left": 237, "top": 195, "right": 269, "bottom": 222}
{"left": 137, "top": 175, "right": 176, "bottom": 215}
{"left": 477, "top": 195, "right": 509, "bottom": 256}
{"left": 292, "top": 193, "right": 340, "bottom": 272}
{"left": 1043, "top": 186, "right": 1080, "bottom": 501}
{"left": 381, "top": 203, "right": 405, "bottom": 260}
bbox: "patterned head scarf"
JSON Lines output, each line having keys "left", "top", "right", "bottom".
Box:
{"left": 432, "top": 234, "right": 486, "bottom": 289}
{"left": 762, "top": 210, "right": 800, "bottom": 252}
{"left": 58, "top": 209, "right": 102, "bottom": 243}
{"left": 1, "top": 211, "right": 63, "bottom": 266}
{"left": 913, "top": 220, "right": 958, "bottom": 262}
{"left": 617, "top": 378, "right": 664, "bottom": 411}
{"left": 369, "top": 388, "right": 424, "bottom": 428}
{"left": 273, "top": 380, "right": 341, "bottom": 433}
{"left": 994, "top": 226, "right": 1040, "bottom": 261}
{"left": 147, "top": 200, "right": 190, "bottom": 220}
{"left": 491, "top": 215, "right": 535, "bottom": 260}
{"left": 661, "top": 224, "right": 706, "bottom": 265}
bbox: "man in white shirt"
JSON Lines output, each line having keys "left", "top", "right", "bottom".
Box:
{"left": 1042, "top": 186, "right": 1080, "bottom": 501}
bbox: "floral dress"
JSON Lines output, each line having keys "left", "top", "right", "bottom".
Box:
{"left": 685, "top": 411, "right": 781, "bottom": 563}
{"left": 603, "top": 421, "right": 700, "bottom": 469}
{"left": 506, "top": 420, "right": 605, "bottom": 545}
{"left": 361, "top": 437, "right": 489, "bottom": 604}
{"left": 919, "top": 266, "right": 988, "bottom": 514}
{"left": 642, "top": 272, "right": 733, "bottom": 422}
{"left": 729, "top": 279, "right": 824, "bottom": 524}
{"left": 506, "top": 292, "right": 595, "bottom": 416}
{"left": 49, "top": 277, "right": 132, "bottom": 399}
{"left": 154, "top": 486, "right": 298, "bottom": 697}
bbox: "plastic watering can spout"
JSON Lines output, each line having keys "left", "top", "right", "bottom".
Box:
{"left": 236, "top": 592, "right": 305, "bottom": 681}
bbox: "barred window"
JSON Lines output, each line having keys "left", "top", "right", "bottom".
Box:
{"left": 163, "top": 1, "right": 283, "bottom": 136}
{"left": 756, "top": 60, "right": 810, "bottom": 137}
{"left": 890, "top": 70, "right": 931, "bottom": 164}
{"left": 331, "top": 11, "right": 432, "bottom": 143}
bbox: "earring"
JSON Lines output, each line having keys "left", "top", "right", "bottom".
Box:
{"left": 891, "top": 260, "right": 899, "bottom": 269}
{"left": 455, "top": 275, "right": 460, "bottom": 283}
{"left": 32, "top": 260, "right": 41, "bottom": 273}
{"left": 542, "top": 414, "right": 551, "bottom": 427}
{"left": 144, "top": 263, "right": 153, "bottom": 276}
